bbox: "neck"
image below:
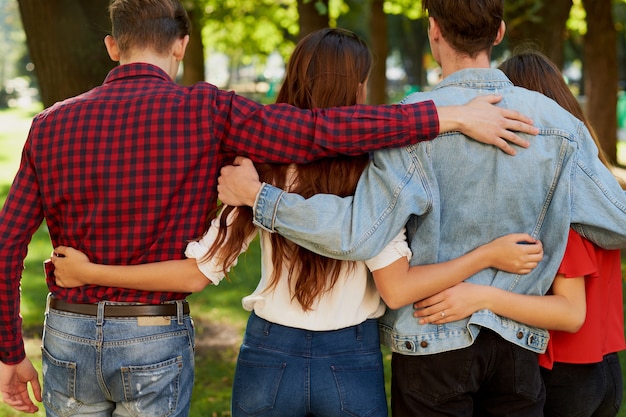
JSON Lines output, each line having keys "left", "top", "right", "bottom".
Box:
{"left": 439, "top": 51, "right": 492, "bottom": 79}
{"left": 120, "top": 50, "right": 179, "bottom": 80}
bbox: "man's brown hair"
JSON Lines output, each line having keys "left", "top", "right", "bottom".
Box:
{"left": 108, "top": 0, "right": 190, "bottom": 56}
{"left": 423, "top": 0, "right": 504, "bottom": 58}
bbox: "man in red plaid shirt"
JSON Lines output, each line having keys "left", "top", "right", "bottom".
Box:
{"left": 0, "top": 0, "right": 536, "bottom": 415}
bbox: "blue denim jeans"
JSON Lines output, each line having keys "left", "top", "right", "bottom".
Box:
{"left": 231, "top": 312, "right": 387, "bottom": 417}
{"left": 541, "top": 352, "right": 623, "bottom": 417}
{"left": 390, "top": 328, "right": 545, "bottom": 417}
{"left": 41, "top": 299, "right": 195, "bottom": 417}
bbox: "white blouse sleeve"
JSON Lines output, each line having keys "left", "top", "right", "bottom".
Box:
{"left": 184, "top": 207, "right": 255, "bottom": 285}
{"left": 365, "top": 228, "right": 412, "bottom": 272}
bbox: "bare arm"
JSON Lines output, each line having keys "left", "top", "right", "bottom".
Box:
{"left": 371, "top": 234, "right": 543, "bottom": 309}
{"left": 51, "top": 209, "right": 252, "bottom": 293}
{"left": 51, "top": 248, "right": 210, "bottom": 293}
{"left": 413, "top": 275, "right": 586, "bottom": 332}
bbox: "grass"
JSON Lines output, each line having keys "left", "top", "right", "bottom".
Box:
{"left": 0, "top": 107, "right": 625, "bottom": 416}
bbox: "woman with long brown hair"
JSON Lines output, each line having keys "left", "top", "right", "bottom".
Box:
{"left": 50, "top": 29, "right": 542, "bottom": 416}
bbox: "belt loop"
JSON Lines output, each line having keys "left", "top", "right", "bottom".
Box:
{"left": 45, "top": 293, "right": 52, "bottom": 315}
{"left": 355, "top": 322, "right": 363, "bottom": 341}
{"left": 176, "top": 300, "right": 183, "bottom": 325}
{"left": 96, "top": 301, "right": 106, "bottom": 326}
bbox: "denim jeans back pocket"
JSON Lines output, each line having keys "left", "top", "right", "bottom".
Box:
{"left": 231, "top": 358, "right": 286, "bottom": 416}
{"left": 331, "top": 362, "right": 387, "bottom": 417}
{"left": 120, "top": 356, "right": 182, "bottom": 417}
{"left": 41, "top": 346, "right": 82, "bottom": 415}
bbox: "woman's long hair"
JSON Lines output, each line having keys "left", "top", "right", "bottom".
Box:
{"left": 499, "top": 49, "right": 626, "bottom": 189}
{"left": 203, "top": 28, "right": 373, "bottom": 311}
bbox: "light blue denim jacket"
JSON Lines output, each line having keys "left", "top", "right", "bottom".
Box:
{"left": 252, "top": 68, "right": 626, "bottom": 355}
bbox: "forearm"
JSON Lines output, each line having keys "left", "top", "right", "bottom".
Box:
{"left": 223, "top": 95, "right": 438, "bottom": 163}
{"left": 80, "top": 259, "right": 210, "bottom": 293}
{"left": 486, "top": 289, "right": 584, "bottom": 332}
{"left": 254, "top": 185, "right": 402, "bottom": 260}
{"left": 373, "top": 245, "right": 492, "bottom": 309}
{"left": 252, "top": 152, "right": 423, "bottom": 260}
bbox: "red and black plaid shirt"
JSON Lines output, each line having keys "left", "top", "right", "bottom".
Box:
{"left": 0, "top": 63, "right": 438, "bottom": 363}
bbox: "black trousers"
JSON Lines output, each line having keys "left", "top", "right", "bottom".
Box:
{"left": 541, "top": 352, "right": 623, "bottom": 417}
{"left": 391, "top": 328, "right": 545, "bottom": 417}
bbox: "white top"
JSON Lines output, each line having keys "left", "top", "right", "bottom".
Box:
{"left": 185, "top": 209, "right": 411, "bottom": 331}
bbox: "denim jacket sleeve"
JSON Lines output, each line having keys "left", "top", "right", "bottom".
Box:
{"left": 570, "top": 124, "right": 626, "bottom": 249}
{"left": 252, "top": 147, "right": 430, "bottom": 260}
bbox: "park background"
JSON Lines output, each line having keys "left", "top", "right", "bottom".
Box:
{"left": 2, "top": 0, "right": 626, "bottom": 415}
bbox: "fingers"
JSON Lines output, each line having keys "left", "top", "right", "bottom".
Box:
{"left": 232, "top": 156, "right": 252, "bottom": 166}
{"left": 52, "top": 246, "right": 68, "bottom": 258}
{"left": 492, "top": 139, "right": 516, "bottom": 156}
{"left": 413, "top": 308, "right": 453, "bottom": 325}
{"left": 498, "top": 130, "right": 531, "bottom": 149}
{"left": 471, "top": 94, "right": 502, "bottom": 105}
{"left": 1, "top": 387, "right": 39, "bottom": 413}
{"left": 30, "top": 377, "right": 41, "bottom": 403}
{"left": 499, "top": 108, "right": 537, "bottom": 131}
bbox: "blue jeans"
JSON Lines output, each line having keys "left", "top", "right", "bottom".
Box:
{"left": 42, "top": 299, "right": 195, "bottom": 417}
{"left": 541, "top": 352, "right": 623, "bottom": 417}
{"left": 391, "top": 328, "right": 545, "bottom": 417}
{"left": 231, "top": 312, "right": 387, "bottom": 417}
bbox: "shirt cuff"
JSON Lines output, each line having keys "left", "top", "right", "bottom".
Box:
{"left": 365, "top": 229, "right": 412, "bottom": 271}
{"left": 0, "top": 318, "right": 26, "bottom": 365}
{"left": 252, "top": 183, "right": 284, "bottom": 232}
{"left": 184, "top": 241, "right": 226, "bottom": 285}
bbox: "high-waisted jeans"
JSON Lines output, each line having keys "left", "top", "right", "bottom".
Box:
{"left": 41, "top": 298, "right": 195, "bottom": 417}
{"left": 231, "top": 312, "right": 387, "bottom": 417}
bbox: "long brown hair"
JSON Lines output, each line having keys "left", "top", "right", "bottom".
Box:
{"left": 499, "top": 49, "right": 626, "bottom": 189}
{"left": 205, "top": 28, "right": 373, "bottom": 311}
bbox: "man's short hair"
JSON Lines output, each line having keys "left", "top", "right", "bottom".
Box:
{"left": 423, "top": 0, "right": 504, "bottom": 58}
{"left": 108, "top": 0, "right": 191, "bottom": 56}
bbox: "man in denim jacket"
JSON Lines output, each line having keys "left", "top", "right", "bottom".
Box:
{"left": 217, "top": 0, "right": 626, "bottom": 415}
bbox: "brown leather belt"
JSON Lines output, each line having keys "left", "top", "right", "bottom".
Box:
{"left": 49, "top": 298, "right": 189, "bottom": 317}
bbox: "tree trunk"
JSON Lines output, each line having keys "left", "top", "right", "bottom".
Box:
{"left": 369, "top": 0, "right": 387, "bottom": 104}
{"left": 181, "top": 7, "right": 205, "bottom": 85}
{"left": 582, "top": 0, "right": 619, "bottom": 163}
{"left": 506, "top": 0, "right": 572, "bottom": 68}
{"left": 17, "top": 0, "right": 114, "bottom": 108}
{"left": 398, "top": 16, "right": 427, "bottom": 90}
{"left": 297, "top": 0, "right": 329, "bottom": 40}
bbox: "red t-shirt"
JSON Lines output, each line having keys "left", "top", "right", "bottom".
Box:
{"left": 539, "top": 229, "right": 626, "bottom": 369}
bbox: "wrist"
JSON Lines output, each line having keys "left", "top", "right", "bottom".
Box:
{"left": 437, "top": 105, "right": 463, "bottom": 134}
{"left": 245, "top": 181, "right": 263, "bottom": 207}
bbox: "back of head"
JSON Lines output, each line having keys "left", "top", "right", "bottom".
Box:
{"left": 276, "top": 27, "right": 372, "bottom": 109}
{"left": 423, "top": 0, "right": 503, "bottom": 57}
{"left": 218, "top": 28, "right": 374, "bottom": 311}
{"left": 499, "top": 50, "right": 584, "bottom": 121}
{"left": 108, "top": 0, "right": 190, "bottom": 57}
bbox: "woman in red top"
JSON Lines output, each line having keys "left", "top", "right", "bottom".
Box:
{"left": 413, "top": 50, "right": 626, "bottom": 417}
